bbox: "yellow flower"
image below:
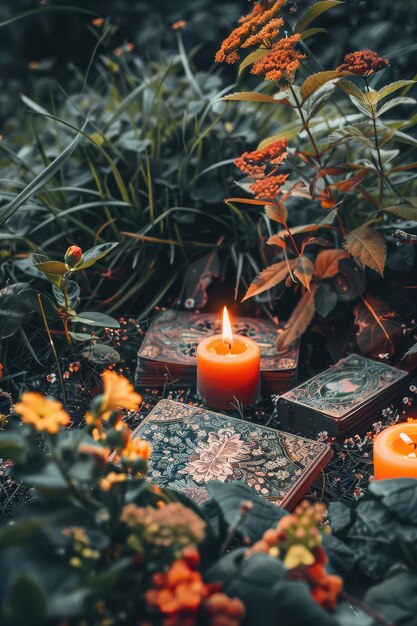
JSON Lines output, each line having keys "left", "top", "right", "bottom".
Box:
{"left": 14, "top": 392, "right": 70, "bottom": 434}
{"left": 99, "top": 471, "right": 127, "bottom": 492}
{"left": 284, "top": 544, "right": 315, "bottom": 569}
{"left": 100, "top": 371, "right": 142, "bottom": 414}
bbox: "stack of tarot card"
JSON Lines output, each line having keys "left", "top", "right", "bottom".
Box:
{"left": 130, "top": 399, "right": 332, "bottom": 510}
{"left": 136, "top": 310, "right": 300, "bottom": 393}
{"left": 277, "top": 354, "right": 409, "bottom": 437}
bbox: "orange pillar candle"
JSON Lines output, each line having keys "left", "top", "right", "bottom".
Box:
{"left": 373, "top": 422, "right": 417, "bottom": 479}
{"left": 197, "top": 307, "right": 260, "bottom": 410}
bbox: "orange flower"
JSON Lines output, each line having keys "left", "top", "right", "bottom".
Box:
{"left": 337, "top": 50, "right": 389, "bottom": 77}
{"left": 14, "top": 392, "right": 70, "bottom": 434}
{"left": 120, "top": 436, "right": 151, "bottom": 463}
{"left": 100, "top": 370, "right": 142, "bottom": 414}
{"left": 0, "top": 363, "right": 3, "bottom": 379}
{"left": 250, "top": 174, "right": 289, "bottom": 200}
{"left": 64, "top": 245, "right": 82, "bottom": 266}
{"left": 251, "top": 34, "right": 306, "bottom": 85}
{"left": 235, "top": 139, "right": 288, "bottom": 177}
{"left": 172, "top": 20, "right": 186, "bottom": 31}
{"left": 146, "top": 559, "right": 208, "bottom": 616}
{"left": 99, "top": 471, "right": 127, "bottom": 491}
{"left": 91, "top": 17, "right": 105, "bottom": 27}
{"left": 215, "top": 0, "right": 287, "bottom": 64}
{"left": 79, "top": 443, "right": 110, "bottom": 463}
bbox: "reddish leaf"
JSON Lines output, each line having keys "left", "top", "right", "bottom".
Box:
{"left": 294, "top": 255, "right": 314, "bottom": 290}
{"left": 315, "top": 249, "right": 349, "bottom": 279}
{"left": 276, "top": 288, "right": 316, "bottom": 349}
{"left": 242, "top": 260, "right": 294, "bottom": 302}
{"left": 353, "top": 295, "right": 403, "bottom": 357}
{"left": 344, "top": 226, "right": 386, "bottom": 275}
{"left": 265, "top": 204, "right": 288, "bottom": 225}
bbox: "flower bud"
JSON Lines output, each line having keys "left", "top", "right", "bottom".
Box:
{"left": 65, "top": 245, "right": 83, "bottom": 267}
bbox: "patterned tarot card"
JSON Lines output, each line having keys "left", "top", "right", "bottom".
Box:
{"left": 280, "top": 354, "right": 408, "bottom": 419}
{"left": 138, "top": 310, "right": 299, "bottom": 373}
{"left": 131, "top": 399, "right": 331, "bottom": 509}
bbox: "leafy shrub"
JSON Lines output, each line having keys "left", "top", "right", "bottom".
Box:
{"left": 216, "top": 0, "right": 417, "bottom": 360}
{"left": 1, "top": 373, "right": 417, "bottom": 625}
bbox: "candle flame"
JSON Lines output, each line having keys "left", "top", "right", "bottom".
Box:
{"left": 400, "top": 432, "right": 415, "bottom": 446}
{"left": 222, "top": 306, "right": 233, "bottom": 348}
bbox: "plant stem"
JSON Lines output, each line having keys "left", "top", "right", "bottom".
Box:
{"left": 37, "top": 293, "right": 67, "bottom": 404}
{"left": 288, "top": 83, "right": 346, "bottom": 236}
{"left": 364, "top": 77, "right": 385, "bottom": 208}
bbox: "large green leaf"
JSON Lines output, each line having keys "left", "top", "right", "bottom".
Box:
{"left": 300, "top": 70, "right": 349, "bottom": 103}
{"left": 34, "top": 261, "right": 69, "bottom": 276}
{"left": 365, "top": 571, "right": 417, "bottom": 626}
{"left": 74, "top": 242, "right": 118, "bottom": 270}
{"left": 295, "top": 0, "right": 343, "bottom": 34}
{"left": 0, "top": 282, "right": 34, "bottom": 339}
{"left": 0, "top": 519, "right": 42, "bottom": 549}
{"left": 222, "top": 91, "right": 277, "bottom": 104}
{"left": 6, "top": 575, "right": 47, "bottom": 626}
{"left": 71, "top": 311, "right": 120, "bottom": 328}
{"left": 80, "top": 343, "right": 121, "bottom": 364}
{"left": 0, "top": 124, "right": 85, "bottom": 225}
{"left": 206, "top": 481, "right": 287, "bottom": 543}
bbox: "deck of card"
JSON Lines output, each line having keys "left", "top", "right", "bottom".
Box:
{"left": 136, "top": 310, "right": 299, "bottom": 393}
{"left": 277, "top": 355, "right": 409, "bottom": 437}
{"left": 131, "top": 399, "right": 332, "bottom": 510}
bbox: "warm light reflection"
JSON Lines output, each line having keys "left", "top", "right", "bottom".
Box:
{"left": 222, "top": 306, "right": 233, "bottom": 348}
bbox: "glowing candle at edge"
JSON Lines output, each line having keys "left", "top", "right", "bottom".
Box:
{"left": 373, "top": 422, "right": 417, "bottom": 479}
{"left": 196, "top": 307, "right": 260, "bottom": 410}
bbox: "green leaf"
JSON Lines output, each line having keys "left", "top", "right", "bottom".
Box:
{"left": 222, "top": 91, "right": 277, "bottom": 104}
{"left": 383, "top": 205, "right": 417, "bottom": 220}
{"left": 378, "top": 96, "right": 416, "bottom": 116}
{"left": 314, "top": 283, "right": 338, "bottom": 317}
{"left": 0, "top": 519, "right": 42, "bottom": 549}
{"left": 6, "top": 575, "right": 47, "bottom": 626}
{"left": 365, "top": 571, "right": 417, "bottom": 626}
{"left": 74, "top": 242, "right": 118, "bottom": 270}
{"left": 34, "top": 261, "right": 69, "bottom": 276}
{"left": 329, "top": 122, "right": 390, "bottom": 148}
{"left": 31, "top": 253, "right": 63, "bottom": 288}
{"left": 336, "top": 79, "right": 366, "bottom": 102}
{"left": 300, "top": 27, "right": 328, "bottom": 40}
{"left": 0, "top": 282, "right": 34, "bottom": 339}
{"left": 295, "top": 1, "right": 343, "bottom": 34}
{"left": 53, "top": 281, "right": 80, "bottom": 308}
{"left": 207, "top": 481, "right": 287, "bottom": 543}
{"left": 80, "top": 343, "right": 121, "bottom": 364}
{"left": 300, "top": 70, "right": 350, "bottom": 103}
{"left": 68, "top": 332, "right": 93, "bottom": 343}
{"left": 71, "top": 311, "right": 120, "bottom": 328}
{"left": 238, "top": 48, "right": 268, "bottom": 76}
{"left": 376, "top": 80, "right": 416, "bottom": 102}
{"left": 0, "top": 123, "right": 85, "bottom": 225}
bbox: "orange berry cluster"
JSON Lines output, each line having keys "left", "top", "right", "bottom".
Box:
{"left": 235, "top": 139, "right": 289, "bottom": 201}
{"left": 251, "top": 34, "right": 306, "bottom": 85}
{"left": 235, "top": 139, "right": 288, "bottom": 177}
{"left": 215, "top": 0, "right": 287, "bottom": 64}
{"left": 247, "top": 501, "right": 343, "bottom": 611}
{"left": 337, "top": 50, "right": 389, "bottom": 77}
{"left": 146, "top": 551, "right": 245, "bottom": 626}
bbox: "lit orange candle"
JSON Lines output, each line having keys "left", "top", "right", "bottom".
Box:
{"left": 373, "top": 422, "right": 417, "bottom": 479}
{"left": 196, "top": 307, "right": 260, "bottom": 410}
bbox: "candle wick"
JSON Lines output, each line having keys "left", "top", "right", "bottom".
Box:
{"left": 226, "top": 342, "right": 232, "bottom": 350}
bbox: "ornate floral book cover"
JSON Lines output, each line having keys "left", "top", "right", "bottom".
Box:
{"left": 137, "top": 310, "right": 299, "bottom": 391}
{"left": 131, "top": 399, "right": 331, "bottom": 510}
